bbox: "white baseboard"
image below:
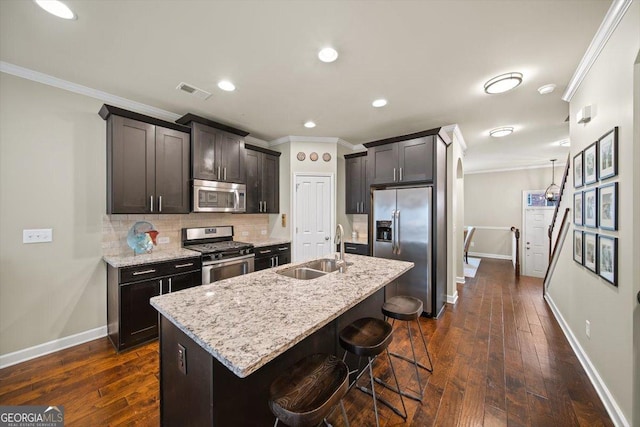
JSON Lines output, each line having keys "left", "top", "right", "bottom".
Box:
{"left": 446, "top": 291, "right": 459, "bottom": 305}
{"left": 468, "top": 251, "right": 512, "bottom": 260}
{"left": 544, "top": 294, "right": 629, "bottom": 427}
{"left": 456, "top": 276, "right": 465, "bottom": 284}
{"left": 0, "top": 326, "right": 108, "bottom": 369}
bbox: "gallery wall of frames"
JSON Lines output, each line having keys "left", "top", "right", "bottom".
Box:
{"left": 572, "top": 127, "right": 618, "bottom": 286}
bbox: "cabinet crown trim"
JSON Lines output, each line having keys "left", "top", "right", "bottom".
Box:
{"left": 176, "top": 113, "right": 249, "bottom": 137}
{"left": 363, "top": 127, "right": 451, "bottom": 148}
{"left": 245, "top": 143, "right": 281, "bottom": 157}
{"left": 344, "top": 151, "right": 367, "bottom": 159}
{"left": 99, "top": 104, "right": 190, "bottom": 133}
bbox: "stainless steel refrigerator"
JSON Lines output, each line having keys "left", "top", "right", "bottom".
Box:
{"left": 373, "top": 186, "right": 444, "bottom": 317}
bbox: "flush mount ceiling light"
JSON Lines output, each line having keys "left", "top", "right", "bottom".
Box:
{"left": 372, "top": 99, "right": 388, "bottom": 108}
{"left": 217, "top": 80, "right": 235, "bottom": 92}
{"left": 318, "top": 47, "right": 338, "bottom": 63}
{"left": 484, "top": 72, "right": 523, "bottom": 94}
{"left": 489, "top": 127, "right": 514, "bottom": 138}
{"left": 545, "top": 159, "right": 560, "bottom": 202}
{"left": 34, "top": 0, "right": 76, "bottom": 19}
{"left": 304, "top": 121, "right": 316, "bottom": 128}
{"left": 538, "top": 84, "right": 556, "bottom": 95}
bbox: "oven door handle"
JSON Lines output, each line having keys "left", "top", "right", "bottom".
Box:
{"left": 204, "top": 254, "right": 255, "bottom": 269}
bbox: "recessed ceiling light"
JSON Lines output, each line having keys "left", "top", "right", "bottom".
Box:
{"left": 484, "top": 72, "right": 523, "bottom": 94}
{"left": 489, "top": 127, "right": 514, "bottom": 138}
{"left": 372, "top": 99, "right": 388, "bottom": 108}
{"left": 34, "top": 0, "right": 76, "bottom": 20}
{"left": 217, "top": 80, "right": 235, "bottom": 92}
{"left": 304, "top": 121, "right": 316, "bottom": 128}
{"left": 537, "top": 84, "right": 556, "bottom": 95}
{"left": 318, "top": 47, "right": 338, "bottom": 63}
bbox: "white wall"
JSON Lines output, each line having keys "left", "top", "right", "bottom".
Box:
{"left": 445, "top": 126, "right": 466, "bottom": 299}
{"left": 547, "top": 3, "right": 638, "bottom": 424}
{"left": 0, "top": 73, "right": 106, "bottom": 355}
{"left": 464, "top": 166, "right": 558, "bottom": 257}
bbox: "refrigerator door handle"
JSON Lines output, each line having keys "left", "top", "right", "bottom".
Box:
{"left": 391, "top": 209, "right": 397, "bottom": 254}
{"left": 395, "top": 210, "right": 401, "bottom": 255}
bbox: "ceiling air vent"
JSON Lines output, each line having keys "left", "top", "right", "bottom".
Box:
{"left": 176, "top": 82, "right": 212, "bottom": 100}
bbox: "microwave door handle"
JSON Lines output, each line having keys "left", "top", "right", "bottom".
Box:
{"left": 235, "top": 190, "right": 240, "bottom": 210}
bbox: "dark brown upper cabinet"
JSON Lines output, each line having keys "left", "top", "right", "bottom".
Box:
{"left": 100, "top": 105, "right": 190, "bottom": 214}
{"left": 176, "top": 114, "right": 249, "bottom": 184}
{"left": 365, "top": 131, "right": 438, "bottom": 186}
{"left": 244, "top": 144, "right": 280, "bottom": 213}
{"left": 345, "top": 152, "right": 369, "bottom": 214}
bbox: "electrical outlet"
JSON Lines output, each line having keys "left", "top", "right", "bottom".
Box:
{"left": 178, "top": 344, "right": 187, "bottom": 374}
{"left": 261, "top": 229, "right": 267, "bottom": 235}
{"left": 23, "top": 229, "right": 53, "bottom": 243}
{"left": 158, "top": 236, "right": 170, "bottom": 244}
{"left": 470, "top": 242, "right": 475, "bottom": 247}
{"left": 241, "top": 231, "right": 249, "bottom": 236}
{"left": 585, "top": 320, "right": 591, "bottom": 338}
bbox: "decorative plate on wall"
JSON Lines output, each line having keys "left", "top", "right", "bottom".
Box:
{"left": 310, "top": 152, "right": 319, "bottom": 161}
{"left": 322, "top": 153, "right": 331, "bottom": 162}
{"left": 296, "top": 152, "right": 306, "bottom": 161}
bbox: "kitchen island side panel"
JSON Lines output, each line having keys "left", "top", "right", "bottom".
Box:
{"left": 159, "top": 289, "right": 384, "bottom": 426}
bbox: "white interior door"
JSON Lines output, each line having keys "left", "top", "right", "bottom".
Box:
{"left": 523, "top": 208, "right": 554, "bottom": 277}
{"left": 293, "top": 174, "right": 333, "bottom": 262}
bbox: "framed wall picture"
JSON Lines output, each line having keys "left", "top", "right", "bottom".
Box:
{"left": 598, "top": 182, "right": 618, "bottom": 230}
{"left": 573, "top": 151, "right": 583, "bottom": 188}
{"left": 573, "top": 230, "right": 583, "bottom": 265}
{"left": 584, "top": 142, "right": 598, "bottom": 184}
{"left": 598, "top": 235, "right": 617, "bottom": 286}
{"left": 598, "top": 127, "right": 618, "bottom": 180}
{"left": 583, "top": 232, "right": 597, "bottom": 273}
{"left": 583, "top": 188, "right": 597, "bottom": 228}
{"left": 573, "top": 192, "right": 583, "bottom": 225}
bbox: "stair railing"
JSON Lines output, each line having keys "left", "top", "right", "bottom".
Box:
{"left": 510, "top": 226, "right": 520, "bottom": 278}
{"left": 548, "top": 153, "right": 571, "bottom": 261}
{"left": 543, "top": 208, "right": 570, "bottom": 296}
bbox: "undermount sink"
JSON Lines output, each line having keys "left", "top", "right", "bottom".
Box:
{"left": 277, "top": 267, "right": 327, "bottom": 280}
{"left": 303, "top": 258, "right": 341, "bottom": 273}
{"left": 276, "top": 258, "right": 355, "bottom": 280}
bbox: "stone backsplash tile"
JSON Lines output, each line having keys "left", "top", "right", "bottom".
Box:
{"left": 103, "top": 213, "right": 270, "bottom": 256}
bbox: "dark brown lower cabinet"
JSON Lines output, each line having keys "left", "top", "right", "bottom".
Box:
{"left": 254, "top": 243, "right": 291, "bottom": 271}
{"left": 339, "top": 242, "right": 370, "bottom": 255}
{"left": 107, "top": 257, "right": 201, "bottom": 351}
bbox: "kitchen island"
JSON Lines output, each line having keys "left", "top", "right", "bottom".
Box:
{"left": 150, "top": 253, "right": 413, "bottom": 426}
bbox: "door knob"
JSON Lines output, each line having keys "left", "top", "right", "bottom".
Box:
{"left": 325, "top": 236, "right": 330, "bottom": 241}
{"left": 637, "top": 290, "right": 640, "bottom": 304}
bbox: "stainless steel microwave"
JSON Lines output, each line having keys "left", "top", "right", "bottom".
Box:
{"left": 192, "top": 180, "right": 246, "bottom": 213}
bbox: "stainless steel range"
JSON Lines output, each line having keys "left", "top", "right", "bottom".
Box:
{"left": 182, "top": 226, "right": 254, "bottom": 285}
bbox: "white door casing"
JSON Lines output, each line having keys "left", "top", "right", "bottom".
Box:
{"left": 523, "top": 207, "right": 554, "bottom": 278}
{"left": 292, "top": 173, "right": 334, "bottom": 262}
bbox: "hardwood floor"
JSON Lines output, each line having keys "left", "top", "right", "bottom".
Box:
{"left": 0, "top": 259, "right": 612, "bottom": 426}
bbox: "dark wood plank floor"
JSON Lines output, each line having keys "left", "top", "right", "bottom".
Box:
{"left": 0, "top": 259, "right": 613, "bottom": 426}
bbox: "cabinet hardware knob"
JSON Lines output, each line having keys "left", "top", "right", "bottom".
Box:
{"left": 224, "top": 167, "right": 227, "bottom": 181}
{"left": 159, "top": 195, "right": 162, "bottom": 212}
{"left": 400, "top": 167, "right": 403, "bottom": 181}
{"left": 393, "top": 168, "right": 397, "bottom": 182}
{"left": 264, "top": 201, "right": 267, "bottom": 212}
{"left": 150, "top": 195, "right": 154, "bottom": 212}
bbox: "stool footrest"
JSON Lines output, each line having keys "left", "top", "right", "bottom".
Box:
{"left": 389, "top": 351, "right": 433, "bottom": 372}
{"left": 356, "top": 385, "right": 408, "bottom": 420}
{"left": 374, "top": 377, "right": 423, "bottom": 402}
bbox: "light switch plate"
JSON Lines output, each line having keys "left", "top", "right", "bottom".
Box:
{"left": 23, "top": 229, "right": 53, "bottom": 243}
{"left": 158, "top": 236, "right": 170, "bottom": 244}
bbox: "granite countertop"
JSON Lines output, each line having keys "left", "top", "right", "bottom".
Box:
{"left": 244, "top": 238, "right": 291, "bottom": 248}
{"left": 103, "top": 248, "right": 200, "bottom": 268}
{"left": 151, "top": 253, "right": 413, "bottom": 378}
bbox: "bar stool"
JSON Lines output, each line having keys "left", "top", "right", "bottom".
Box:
{"left": 339, "top": 317, "right": 407, "bottom": 427}
{"left": 269, "top": 353, "right": 350, "bottom": 427}
{"left": 381, "top": 295, "right": 433, "bottom": 401}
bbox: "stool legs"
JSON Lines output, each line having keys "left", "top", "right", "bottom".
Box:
{"left": 351, "top": 350, "right": 408, "bottom": 427}
{"left": 383, "top": 318, "right": 433, "bottom": 401}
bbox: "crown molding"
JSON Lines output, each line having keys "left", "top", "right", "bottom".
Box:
{"left": 0, "top": 61, "right": 182, "bottom": 122}
{"left": 244, "top": 135, "right": 270, "bottom": 148}
{"left": 442, "top": 124, "right": 468, "bottom": 152}
{"left": 562, "top": 0, "right": 633, "bottom": 102}
{"left": 465, "top": 162, "right": 567, "bottom": 175}
{"left": 268, "top": 135, "right": 358, "bottom": 148}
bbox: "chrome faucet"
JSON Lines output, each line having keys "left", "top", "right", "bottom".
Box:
{"left": 335, "top": 224, "right": 347, "bottom": 272}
